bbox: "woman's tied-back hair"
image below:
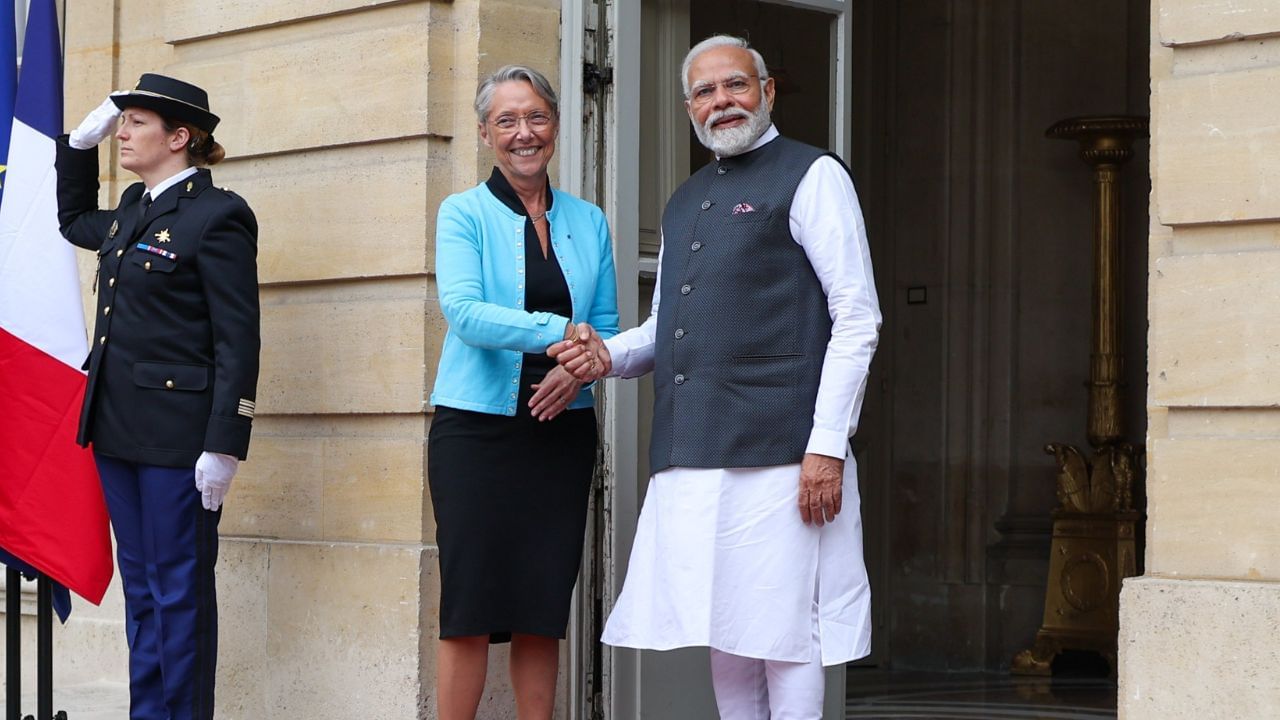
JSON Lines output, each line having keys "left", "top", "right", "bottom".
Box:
{"left": 680, "top": 35, "right": 769, "bottom": 98}
{"left": 474, "top": 65, "right": 560, "bottom": 125}
{"left": 161, "top": 116, "right": 226, "bottom": 166}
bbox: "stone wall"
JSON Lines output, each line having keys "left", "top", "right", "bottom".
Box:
{"left": 1123, "top": 1, "right": 1280, "bottom": 717}
{"left": 2, "top": 1, "right": 561, "bottom": 717}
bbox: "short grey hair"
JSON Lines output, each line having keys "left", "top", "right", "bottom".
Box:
{"left": 680, "top": 35, "right": 769, "bottom": 98}
{"left": 474, "top": 65, "right": 560, "bottom": 124}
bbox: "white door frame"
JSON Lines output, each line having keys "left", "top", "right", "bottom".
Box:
{"left": 561, "top": 2, "right": 854, "bottom": 717}
{"left": 561, "top": 1, "right": 644, "bottom": 717}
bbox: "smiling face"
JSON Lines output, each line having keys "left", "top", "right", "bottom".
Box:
{"left": 115, "top": 107, "right": 189, "bottom": 180}
{"left": 685, "top": 45, "right": 776, "bottom": 157}
{"left": 479, "top": 80, "right": 559, "bottom": 187}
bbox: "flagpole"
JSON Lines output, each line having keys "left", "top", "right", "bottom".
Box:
{"left": 5, "top": 568, "right": 19, "bottom": 720}
{"left": 38, "top": 577, "right": 53, "bottom": 720}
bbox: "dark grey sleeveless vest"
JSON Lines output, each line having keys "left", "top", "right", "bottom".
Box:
{"left": 650, "top": 135, "right": 837, "bottom": 473}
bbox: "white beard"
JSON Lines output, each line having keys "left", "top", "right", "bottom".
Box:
{"left": 693, "top": 104, "right": 772, "bottom": 158}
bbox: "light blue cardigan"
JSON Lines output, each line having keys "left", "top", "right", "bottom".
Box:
{"left": 430, "top": 182, "right": 620, "bottom": 416}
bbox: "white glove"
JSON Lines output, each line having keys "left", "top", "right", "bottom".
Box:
{"left": 195, "top": 451, "right": 239, "bottom": 512}
{"left": 68, "top": 94, "right": 124, "bottom": 150}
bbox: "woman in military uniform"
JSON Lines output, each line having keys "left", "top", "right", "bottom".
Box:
{"left": 55, "top": 73, "right": 259, "bottom": 720}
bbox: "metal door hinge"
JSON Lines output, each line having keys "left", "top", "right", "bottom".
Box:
{"left": 583, "top": 62, "right": 613, "bottom": 94}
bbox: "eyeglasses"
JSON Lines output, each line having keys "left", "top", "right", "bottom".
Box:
{"left": 490, "top": 111, "right": 555, "bottom": 132}
{"left": 687, "top": 75, "right": 761, "bottom": 106}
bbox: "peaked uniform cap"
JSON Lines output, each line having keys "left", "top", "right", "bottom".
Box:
{"left": 111, "top": 73, "right": 220, "bottom": 133}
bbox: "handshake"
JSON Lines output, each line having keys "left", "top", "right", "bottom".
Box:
{"left": 550, "top": 322, "right": 611, "bottom": 382}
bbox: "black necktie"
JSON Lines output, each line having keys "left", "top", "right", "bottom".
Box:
{"left": 138, "top": 192, "right": 152, "bottom": 221}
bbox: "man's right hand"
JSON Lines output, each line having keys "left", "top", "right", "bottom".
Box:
{"left": 68, "top": 95, "right": 124, "bottom": 150}
{"left": 549, "top": 322, "right": 611, "bottom": 382}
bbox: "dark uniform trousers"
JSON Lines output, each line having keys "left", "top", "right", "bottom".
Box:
{"left": 55, "top": 137, "right": 259, "bottom": 720}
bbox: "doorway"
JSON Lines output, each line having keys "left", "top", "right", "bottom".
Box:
{"left": 575, "top": 0, "right": 1150, "bottom": 716}
{"left": 621, "top": 1, "right": 859, "bottom": 717}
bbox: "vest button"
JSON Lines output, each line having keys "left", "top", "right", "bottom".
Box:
{"left": 674, "top": 328, "right": 685, "bottom": 339}
{"left": 681, "top": 284, "right": 692, "bottom": 295}
{"left": 716, "top": 167, "right": 727, "bottom": 175}
{"left": 691, "top": 241, "right": 702, "bottom": 252}
{"left": 674, "top": 374, "right": 686, "bottom": 385}
{"left": 700, "top": 200, "right": 711, "bottom": 210}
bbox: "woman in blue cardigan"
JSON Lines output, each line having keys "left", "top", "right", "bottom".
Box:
{"left": 428, "top": 65, "right": 619, "bottom": 720}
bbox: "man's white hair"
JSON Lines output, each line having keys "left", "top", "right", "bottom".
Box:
{"left": 680, "top": 35, "right": 769, "bottom": 98}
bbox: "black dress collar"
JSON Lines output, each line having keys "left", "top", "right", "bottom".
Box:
{"left": 485, "top": 167, "right": 553, "bottom": 218}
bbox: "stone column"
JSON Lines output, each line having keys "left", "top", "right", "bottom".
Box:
{"left": 1127, "top": 1, "right": 1280, "bottom": 717}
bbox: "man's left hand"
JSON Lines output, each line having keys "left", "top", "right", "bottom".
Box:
{"left": 798, "top": 453, "right": 844, "bottom": 526}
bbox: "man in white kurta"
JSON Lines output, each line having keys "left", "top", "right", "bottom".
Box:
{"left": 552, "top": 35, "right": 880, "bottom": 719}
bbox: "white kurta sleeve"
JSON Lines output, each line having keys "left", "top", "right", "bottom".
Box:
{"left": 790, "top": 156, "right": 882, "bottom": 459}
{"left": 604, "top": 240, "right": 663, "bottom": 379}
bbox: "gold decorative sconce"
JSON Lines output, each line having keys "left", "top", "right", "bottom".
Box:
{"left": 1012, "top": 116, "right": 1148, "bottom": 676}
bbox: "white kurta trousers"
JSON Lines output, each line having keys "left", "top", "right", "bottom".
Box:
{"left": 602, "top": 449, "right": 871, "bottom": 667}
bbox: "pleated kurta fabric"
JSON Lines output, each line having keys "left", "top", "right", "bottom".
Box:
{"left": 601, "top": 450, "right": 871, "bottom": 666}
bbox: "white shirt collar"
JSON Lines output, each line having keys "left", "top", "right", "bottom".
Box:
{"left": 716, "top": 124, "right": 780, "bottom": 160}
{"left": 147, "top": 166, "right": 198, "bottom": 199}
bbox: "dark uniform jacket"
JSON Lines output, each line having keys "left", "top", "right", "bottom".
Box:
{"left": 55, "top": 138, "right": 260, "bottom": 468}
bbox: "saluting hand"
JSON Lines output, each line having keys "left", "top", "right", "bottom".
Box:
{"left": 68, "top": 93, "right": 126, "bottom": 150}
{"left": 798, "top": 453, "right": 844, "bottom": 526}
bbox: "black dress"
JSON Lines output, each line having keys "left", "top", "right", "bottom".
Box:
{"left": 427, "top": 168, "right": 597, "bottom": 643}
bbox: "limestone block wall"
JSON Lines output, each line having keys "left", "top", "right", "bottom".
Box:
{"left": 1124, "top": 1, "right": 1280, "bottom": 717}
{"left": 37, "top": 0, "right": 563, "bottom": 717}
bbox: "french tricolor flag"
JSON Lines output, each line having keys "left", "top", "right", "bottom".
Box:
{"left": 0, "top": 0, "right": 113, "bottom": 606}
